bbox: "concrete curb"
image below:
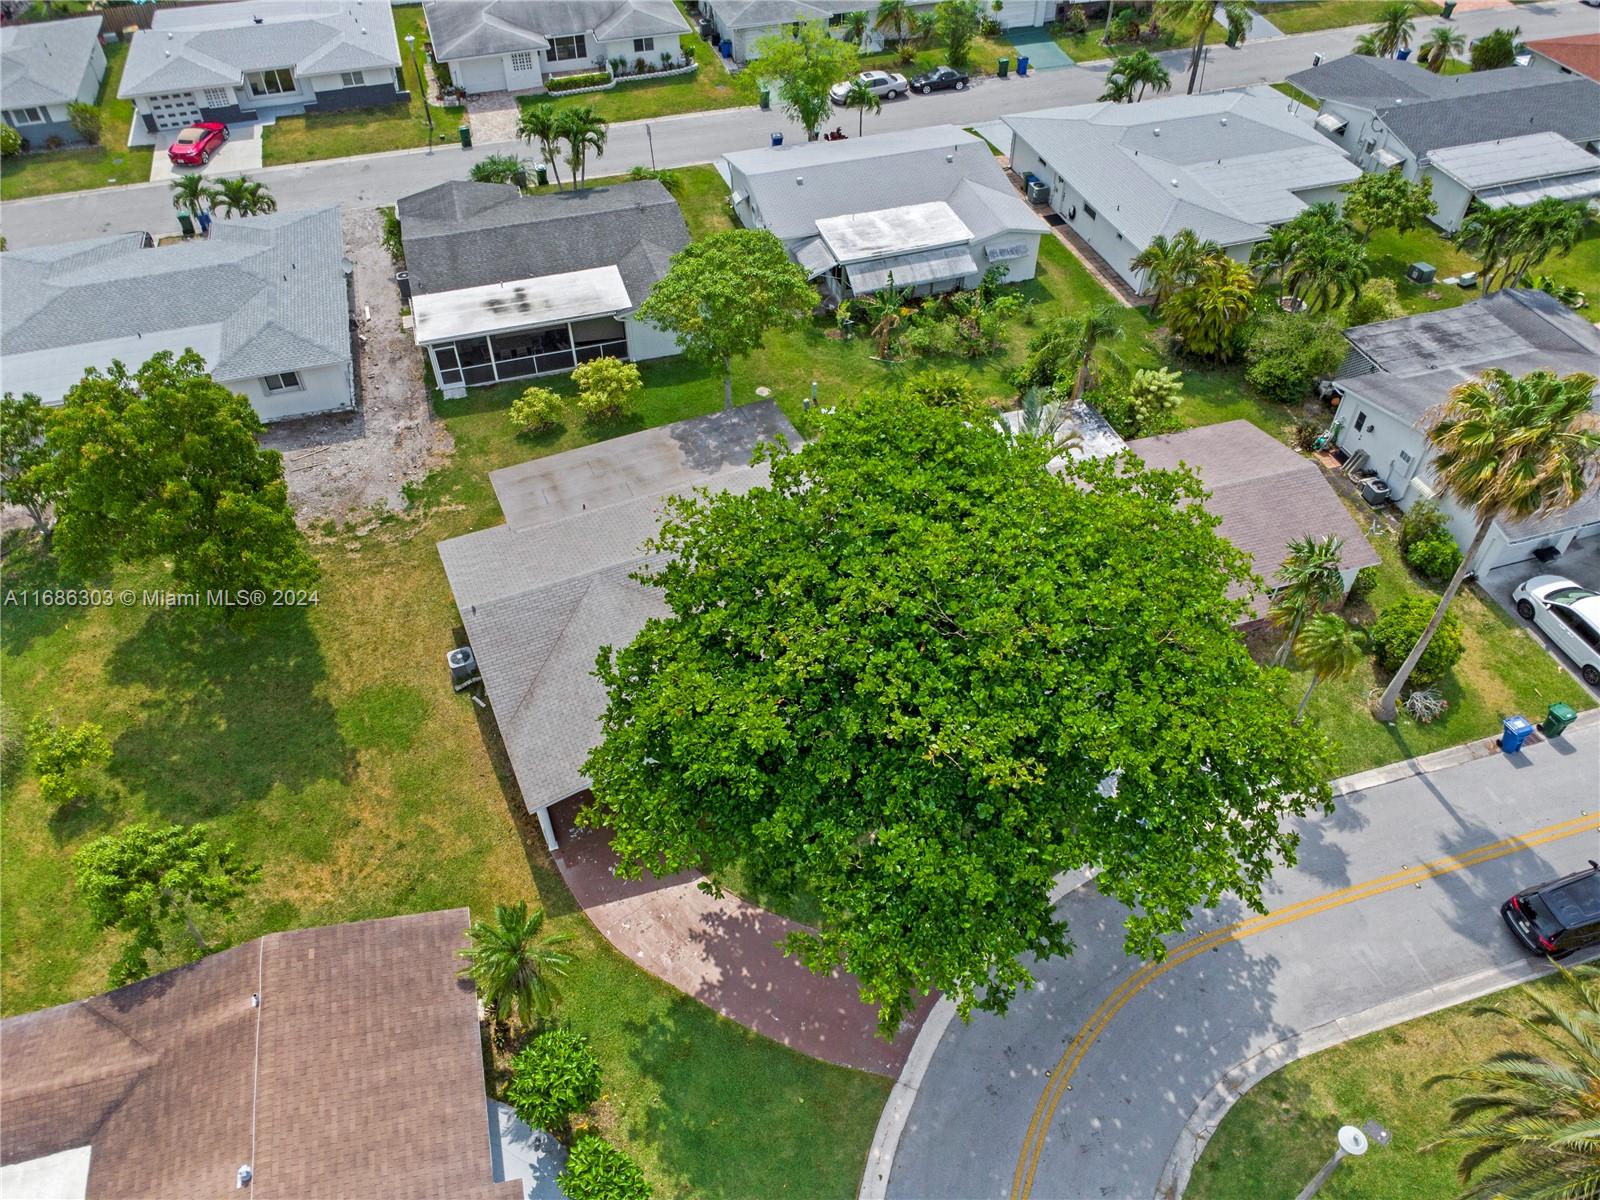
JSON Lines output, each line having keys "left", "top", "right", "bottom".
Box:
{"left": 1156, "top": 947, "right": 1600, "bottom": 1200}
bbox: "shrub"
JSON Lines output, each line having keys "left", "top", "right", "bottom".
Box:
{"left": 547, "top": 71, "right": 613, "bottom": 93}
{"left": 900, "top": 318, "right": 960, "bottom": 359}
{"left": 506, "top": 1028, "right": 603, "bottom": 1139}
{"left": 1406, "top": 535, "right": 1463, "bottom": 583}
{"left": 470, "top": 153, "right": 526, "bottom": 185}
{"left": 1065, "top": 7, "right": 1089, "bottom": 33}
{"left": 27, "top": 715, "right": 112, "bottom": 808}
{"left": 1470, "top": 27, "right": 1518, "bottom": 71}
{"left": 1293, "top": 421, "right": 1323, "bottom": 453}
{"left": 1243, "top": 310, "right": 1349, "bottom": 404}
{"left": 0, "top": 123, "right": 21, "bottom": 158}
{"left": 510, "top": 386, "right": 563, "bottom": 435}
{"left": 627, "top": 164, "right": 682, "bottom": 193}
{"left": 1370, "top": 595, "right": 1464, "bottom": 684}
{"left": 1345, "top": 278, "right": 1402, "bottom": 327}
{"left": 1102, "top": 366, "right": 1182, "bottom": 438}
{"left": 571, "top": 356, "right": 642, "bottom": 423}
{"left": 380, "top": 206, "right": 405, "bottom": 263}
{"left": 67, "top": 101, "right": 102, "bottom": 145}
{"left": 1346, "top": 566, "right": 1379, "bottom": 607}
{"left": 559, "top": 1134, "right": 652, "bottom": 1200}
{"left": 1015, "top": 316, "right": 1084, "bottom": 391}
{"left": 1398, "top": 498, "right": 1449, "bottom": 555}
{"left": 901, "top": 369, "right": 986, "bottom": 416}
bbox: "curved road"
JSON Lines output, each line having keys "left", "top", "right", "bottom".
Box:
{"left": 885, "top": 719, "right": 1600, "bottom": 1200}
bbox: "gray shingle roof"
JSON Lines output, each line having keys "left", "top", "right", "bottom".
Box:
{"left": 1286, "top": 55, "right": 1600, "bottom": 158}
{"left": 704, "top": 0, "right": 862, "bottom": 29}
{"left": 1004, "top": 91, "right": 1361, "bottom": 248}
{"left": 1127, "top": 420, "right": 1381, "bottom": 615}
{"left": 120, "top": 0, "right": 400, "bottom": 98}
{"left": 438, "top": 402, "right": 799, "bottom": 814}
{"left": 0, "top": 208, "right": 350, "bottom": 399}
{"left": 424, "top": 0, "right": 689, "bottom": 59}
{"left": 0, "top": 15, "right": 101, "bottom": 109}
{"left": 396, "top": 179, "right": 690, "bottom": 306}
{"left": 725, "top": 124, "right": 1045, "bottom": 243}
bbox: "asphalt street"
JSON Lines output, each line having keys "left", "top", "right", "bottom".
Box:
{"left": 1, "top": 2, "right": 1596, "bottom": 249}
{"left": 885, "top": 719, "right": 1600, "bottom": 1200}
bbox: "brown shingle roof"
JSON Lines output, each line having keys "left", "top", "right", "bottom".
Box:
{"left": 1127, "top": 421, "right": 1381, "bottom": 617}
{"left": 1, "top": 911, "right": 519, "bottom": 1200}
{"left": 1526, "top": 33, "right": 1600, "bottom": 82}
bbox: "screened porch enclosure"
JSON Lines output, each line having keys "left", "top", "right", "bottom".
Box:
{"left": 426, "top": 315, "right": 630, "bottom": 388}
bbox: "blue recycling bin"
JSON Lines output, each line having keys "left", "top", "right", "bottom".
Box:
{"left": 1499, "top": 715, "right": 1535, "bottom": 754}
{"left": 719, "top": 38, "right": 733, "bottom": 58}
{"left": 770, "top": 131, "right": 783, "bottom": 147}
{"left": 1396, "top": 48, "right": 1411, "bottom": 60}
{"left": 1017, "top": 55, "right": 1030, "bottom": 76}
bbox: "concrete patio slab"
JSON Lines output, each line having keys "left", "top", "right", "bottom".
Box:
{"left": 148, "top": 124, "right": 263, "bottom": 183}
{"left": 488, "top": 1101, "right": 569, "bottom": 1200}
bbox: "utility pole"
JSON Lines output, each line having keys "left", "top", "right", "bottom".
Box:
{"left": 404, "top": 34, "right": 434, "bottom": 154}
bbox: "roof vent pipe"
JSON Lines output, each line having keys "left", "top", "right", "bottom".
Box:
{"left": 236, "top": 1165, "right": 253, "bottom": 1189}
{"left": 1220, "top": 116, "right": 1227, "bottom": 126}
{"left": 795, "top": 176, "right": 803, "bottom": 185}
{"left": 1152, "top": 127, "right": 1160, "bottom": 136}
{"left": 946, "top": 153, "right": 953, "bottom": 163}
{"left": 1171, "top": 178, "right": 1179, "bottom": 187}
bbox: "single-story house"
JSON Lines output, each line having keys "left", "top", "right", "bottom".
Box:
{"left": 119, "top": 0, "right": 407, "bottom": 133}
{"left": 0, "top": 207, "right": 354, "bottom": 422}
{"left": 397, "top": 179, "right": 687, "bottom": 395}
{"left": 1004, "top": 90, "right": 1362, "bottom": 297}
{"left": 698, "top": 0, "right": 1063, "bottom": 62}
{"left": 1128, "top": 420, "right": 1381, "bottom": 619}
{"left": 1332, "top": 288, "right": 1600, "bottom": 573}
{"left": 438, "top": 402, "right": 799, "bottom": 850}
{"left": 423, "top": 0, "right": 690, "bottom": 94}
{"left": 1523, "top": 33, "right": 1600, "bottom": 82}
{"left": 0, "top": 911, "right": 520, "bottom": 1200}
{"left": 1285, "top": 54, "right": 1600, "bottom": 232}
{"left": 723, "top": 124, "right": 1048, "bottom": 300}
{"left": 0, "top": 15, "right": 105, "bottom": 147}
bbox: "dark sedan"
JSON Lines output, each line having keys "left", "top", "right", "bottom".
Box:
{"left": 911, "top": 66, "right": 969, "bottom": 94}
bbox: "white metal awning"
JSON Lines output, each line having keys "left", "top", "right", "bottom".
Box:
{"left": 794, "top": 237, "right": 837, "bottom": 280}
{"left": 1373, "top": 147, "right": 1404, "bottom": 169}
{"left": 844, "top": 246, "right": 979, "bottom": 293}
{"left": 412, "top": 266, "right": 632, "bottom": 345}
{"left": 1314, "top": 112, "right": 1348, "bottom": 136}
{"left": 1478, "top": 169, "right": 1600, "bottom": 209}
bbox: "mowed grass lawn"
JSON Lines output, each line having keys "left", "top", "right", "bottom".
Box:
{"left": 0, "top": 38, "right": 153, "bottom": 200}
{"left": 261, "top": 4, "right": 442, "bottom": 165}
{"left": 1187, "top": 973, "right": 1570, "bottom": 1200}
{"left": 1254, "top": 0, "right": 1442, "bottom": 36}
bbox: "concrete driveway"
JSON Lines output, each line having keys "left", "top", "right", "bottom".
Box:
{"left": 1480, "top": 536, "right": 1600, "bottom": 701}
{"left": 148, "top": 123, "right": 263, "bottom": 183}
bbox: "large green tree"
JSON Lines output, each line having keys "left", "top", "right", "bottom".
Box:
{"left": 934, "top": 0, "right": 982, "bottom": 69}
{"left": 1341, "top": 171, "right": 1438, "bottom": 242}
{"left": 1165, "top": 252, "right": 1255, "bottom": 360}
{"left": 1369, "top": 1, "right": 1416, "bottom": 56}
{"left": 44, "top": 351, "right": 318, "bottom": 607}
{"left": 634, "top": 229, "right": 816, "bottom": 412}
{"left": 1131, "top": 228, "right": 1219, "bottom": 312}
{"left": 1374, "top": 368, "right": 1600, "bottom": 721}
{"left": 556, "top": 105, "right": 608, "bottom": 189}
{"left": 1459, "top": 197, "right": 1587, "bottom": 292}
{"left": 0, "top": 391, "right": 60, "bottom": 543}
{"left": 73, "top": 822, "right": 260, "bottom": 986}
{"left": 751, "top": 21, "right": 860, "bottom": 140}
{"left": 580, "top": 394, "right": 1333, "bottom": 1034}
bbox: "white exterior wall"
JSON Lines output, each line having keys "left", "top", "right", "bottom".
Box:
{"left": 1333, "top": 398, "right": 1427, "bottom": 495}
{"left": 225, "top": 361, "right": 353, "bottom": 422}
{"left": 1010, "top": 137, "right": 1144, "bottom": 290}
{"left": 80, "top": 38, "right": 107, "bottom": 102}
{"left": 1524, "top": 49, "right": 1582, "bottom": 78}
{"left": 302, "top": 67, "right": 401, "bottom": 96}
{"left": 599, "top": 32, "right": 685, "bottom": 69}
{"left": 971, "top": 230, "right": 1041, "bottom": 286}
{"left": 624, "top": 315, "right": 681, "bottom": 361}
{"left": 1421, "top": 165, "right": 1476, "bottom": 233}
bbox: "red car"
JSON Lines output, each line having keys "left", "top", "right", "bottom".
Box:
{"left": 167, "top": 122, "right": 228, "bottom": 166}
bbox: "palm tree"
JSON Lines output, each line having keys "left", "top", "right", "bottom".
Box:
{"left": 470, "top": 153, "right": 528, "bottom": 185}
{"left": 1283, "top": 227, "right": 1372, "bottom": 312}
{"left": 1501, "top": 197, "right": 1588, "bottom": 291}
{"left": 1374, "top": 368, "right": 1600, "bottom": 721}
{"left": 1352, "top": 30, "right": 1382, "bottom": 56}
{"left": 1131, "top": 229, "right": 1217, "bottom": 312}
{"left": 1292, "top": 613, "right": 1364, "bottom": 723}
{"left": 912, "top": 9, "right": 938, "bottom": 50}
{"left": 459, "top": 901, "right": 576, "bottom": 1028}
{"left": 1249, "top": 224, "right": 1300, "bottom": 299}
{"left": 1270, "top": 534, "right": 1347, "bottom": 666}
{"left": 517, "top": 105, "right": 564, "bottom": 190}
{"left": 169, "top": 171, "right": 209, "bottom": 214}
{"left": 1003, "top": 388, "right": 1085, "bottom": 458}
{"left": 1423, "top": 963, "right": 1600, "bottom": 1198}
{"left": 842, "top": 9, "right": 870, "bottom": 47}
{"left": 874, "top": 0, "right": 911, "bottom": 44}
{"left": 1068, "top": 304, "right": 1123, "bottom": 403}
{"left": 1164, "top": 253, "right": 1255, "bottom": 360}
{"left": 862, "top": 274, "right": 912, "bottom": 359}
{"left": 1371, "top": 1, "right": 1417, "bottom": 57}
{"left": 205, "top": 175, "right": 276, "bottom": 218}
{"left": 1155, "top": 0, "right": 1251, "bottom": 95}
{"left": 1125, "top": 49, "right": 1172, "bottom": 100}
{"left": 841, "top": 75, "right": 882, "bottom": 136}
{"left": 1099, "top": 72, "right": 1136, "bottom": 103}
{"left": 556, "top": 105, "right": 608, "bottom": 189}
{"left": 1421, "top": 24, "right": 1465, "bottom": 71}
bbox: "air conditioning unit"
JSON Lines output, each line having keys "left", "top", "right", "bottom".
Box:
{"left": 1026, "top": 180, "right": 1049, "bottom": 204}
{"left": 448, "top": 646, "right": 480, "bottom": 691}
{"left": 1405, "top": 261, "right": 1436, "bottom": 285}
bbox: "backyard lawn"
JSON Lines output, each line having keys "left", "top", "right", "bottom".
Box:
{"left": 1254, "top": 0, "right": 1443, "bottom": 37}
{"left": 1362, "top": 220, "right": 1600, "bottom": 316}
{"left": 1186, "top": 972, "right": 1570, "bottom": 1200}
{"left": 0, "top": 38, "right": 154, "bottom": 201}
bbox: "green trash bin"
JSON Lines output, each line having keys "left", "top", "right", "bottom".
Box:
{"left": 1226, "top": 27, "right": 1239, "bottom": 47}
{"left": 1540, "top": 702, "right": 1578, "bottom": 738}
{"left": 534, "top": 162, "right": 549, "bottom": 186}
{"left": 997, "top": 57, "right": 1009, "bottom": 78}
{"left": 458, "top": 123, "right": 472, "bottom": 149}
{"left": 1440, "top": 0, "right": 1456, "bottom": 17}
{"left": 176, "top": 209, "right": 195, "bottom": 238}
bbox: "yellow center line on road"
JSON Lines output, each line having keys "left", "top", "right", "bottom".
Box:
{"left": 1010, "top": 810, "right": 1600, "bottom": 1200}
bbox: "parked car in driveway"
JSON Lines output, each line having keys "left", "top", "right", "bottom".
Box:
{"left": 1503, "top": 860, "right": 1600, "bottom": 958}
{"left": 1512, "top": 574, "right": 1600, "bottom": 686}
{"left": 168, "top": 122, "right": 228, "bottom": 167}
{"left": 830, "top": 70, "right": 908, "bottom": 104}
{"left": 911, "top": 66, "right": 969, "bottom": 94}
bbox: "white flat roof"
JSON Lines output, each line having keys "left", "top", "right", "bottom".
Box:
{"left": 0, "top": 1146, "right": 92, "bottom": 1200}
{"left": 1428, "top": 132, "right": 1600, "bottom": 189}
{"left": 816, "top": 201, "right": 972, "bottom": 265}
{"left": 412, "top": 265, "right": 633, "bottom": 346}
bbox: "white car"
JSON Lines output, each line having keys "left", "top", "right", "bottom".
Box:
{"left": 830, "top": 70, "right": 908, "bottom": 104}
{"left": 1512, "top": 574, "right": 1600, "bottom": 686}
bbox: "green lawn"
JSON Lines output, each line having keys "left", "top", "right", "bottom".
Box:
{"left": 1187, "top": 973, "right": 1569, "bottom": 1200}
{"left": 521, "top": 27, "right": 759, "bottom": 126}
{"left": 1270, "top": 80, "right": 1318, "bottom": 108}
{"left": 858, "top": 33, "right": 1019, "bottom": 75}
{"left": 1252, "top": 0, "right": 1442, "bottom": 37}
{"left": 522, "top": 164, "right": 734, "bottom": 241}
{"left": 1362, "top": 220, "right": 1600, "bottom": 317}
{"left": 261, "top": 4, "right": 444, "bottom": 166}
{"left": 0, "top": 38, "right": 154, "bottom": 200}
{"left": 1051, "top": 16, "right": 1224, "bottom": 65}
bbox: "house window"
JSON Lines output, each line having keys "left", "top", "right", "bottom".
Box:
{"left": 263, "top": 371, "right": 302, "bottom": 392}
{"left": 509, "top": 51, "right": 536, "bottom": 73}
{"left": 633, "top": 36, "right": 654, "bottom": 52}
{"left": 248, "top": 68, "right": 296, "bottom": 96}
{"left": 6, "top": 107, "right": 47, "bottom": 125}
{"left": 1082, "top": 201, "right": 1097, "bottom": 220}
{"left": 548, "top": 34, "right": 587, "bottom": 62}
{"left": 338, "top": 70, "right": 366, "bottom": 87}
{"left": 203, "top": 87, "right": 231, "bottom": 107}
{"left": 1354, "top": 411, "right": 1366, "bottom": 431}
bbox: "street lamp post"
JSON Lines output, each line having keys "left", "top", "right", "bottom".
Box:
{"left": 404, "top": 34, "right": 434, "bottom": 154}
{"left": 1296, "top": 1121, "right": 1390, "bottom": 1200}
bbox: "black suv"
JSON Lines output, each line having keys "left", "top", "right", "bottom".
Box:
{"left": 1502, "top": 860, "right": 1600, "bottom": 958}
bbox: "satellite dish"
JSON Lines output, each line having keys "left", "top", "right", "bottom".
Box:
{"left": 1338, "top": 1125, "right": 1369, "bottom": 1157}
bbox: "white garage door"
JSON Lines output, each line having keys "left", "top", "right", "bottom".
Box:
{"left": 148, "top": 92, "right": 201, "bottom": 130}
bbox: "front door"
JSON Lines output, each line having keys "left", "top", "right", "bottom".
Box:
{"left": 148, "top": 92, "right": 201, "bottom": 129}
